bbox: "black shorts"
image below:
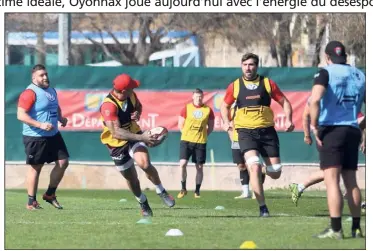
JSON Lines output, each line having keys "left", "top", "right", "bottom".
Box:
{"left": 237, "top": 126, "right": 280, "bottom": 158}
{"left": 318, "top": 126, "right": 361, "bottom": 170}
{"left": 107, "top": 141, "right": 146, "bottom": 166}
{"left": 231, "top": 141, "right": 245, "bottom": 164}
{"left": 23, "top": 132, "right": 69, "bottom": 165}
{"left": 179, "top": 140, "right": 206, "bottom": 164}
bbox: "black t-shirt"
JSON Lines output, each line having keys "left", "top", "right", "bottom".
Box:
{"left": 313, "top": 69, "right": 329, "bottom": 87}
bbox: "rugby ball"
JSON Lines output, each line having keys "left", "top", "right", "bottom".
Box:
{"left": 148, "top": 126, "right": 168, "bottom": 147}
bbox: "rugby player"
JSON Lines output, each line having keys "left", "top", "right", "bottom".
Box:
{"left": 220, "top": 53, "right": 294, "bottom": 217}
{"left": 177, "top": 88, "right": 215, "bottom": 199}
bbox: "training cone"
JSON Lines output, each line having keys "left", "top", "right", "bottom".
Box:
{"left": 215, "top": 206, "right": 225, "bottom": 210}
{"left": 165, "top": 229, "right": 184, "bottom": 236}
{"left": 240, "top": 241, "right": 257, "bottom": 249}
{"left": 119, "top": 199, "right": 127, "bottom": 202}
{"left": 136, "top": 218, "right": 152, "bottom": 224}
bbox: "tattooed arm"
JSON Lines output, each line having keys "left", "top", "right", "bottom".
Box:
{"left": 100, "top": 101, "right": 156, "bottom": 144}
{"left": 105, "top": 120, "right": 145, "bottom": 141}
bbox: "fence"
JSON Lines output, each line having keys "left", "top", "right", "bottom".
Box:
{"left": 5, "top": 66, "right": 366, "bottom": 164}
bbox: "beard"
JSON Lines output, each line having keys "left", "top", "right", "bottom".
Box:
{"left": 41, "top": 80, "right": 50, "bottom": 87}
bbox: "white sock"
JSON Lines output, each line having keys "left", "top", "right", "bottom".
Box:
{"left": 135, "top": 193, "right": 147, "bottom": 203}
{"left": 155, "top": 183, "right": 165, "bottom": 194}
{"left": 242, "top": 185, "right": 249, "bottom": 196}
{"left": 298, "top": 184, "right": 305, "bottom": 193}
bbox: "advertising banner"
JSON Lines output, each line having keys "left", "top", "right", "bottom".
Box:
{"left": 58, "top": 90, "right": 309, "bottom": 132}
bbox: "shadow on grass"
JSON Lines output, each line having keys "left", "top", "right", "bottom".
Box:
{"left": 313, "top": 213, "right": 354, "bottom": 217}
{"left": 161, "top": 214, "right": 298, "bottom": 219}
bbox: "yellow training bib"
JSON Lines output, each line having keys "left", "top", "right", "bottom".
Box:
{"left": 181, "top": 103, "right": 211, "bottom": 144}
{"left": 100, "top": 93, "right": 141, "bottom": 147}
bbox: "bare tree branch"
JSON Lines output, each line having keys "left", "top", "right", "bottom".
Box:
{"left": 5, "top": 13, "right": 366, "bottom": 67}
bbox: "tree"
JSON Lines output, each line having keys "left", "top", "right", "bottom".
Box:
{"left": 72, "top": 13, "right": 230, "bottom": 65}
{"left": 5, "top": 13, "right": 58, "bottom": 65}
{"left": 198, "top": 14, "right": 298, "bottom": 67}
{"left": 5, "top": 13, "right": 366, "bottom": 67}
{"left": 72, "top": 14, "right": 166, "bottom": 65}
{"left": 199, "top": 13, "right": 365, "bottom": 67}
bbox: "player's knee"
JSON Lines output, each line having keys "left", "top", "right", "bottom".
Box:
{"left": 180, "top": 159, "right": 188, "bottom": 168}
{"left": 60, "top": 159, "right": 69, "bottom": 169}
{"left": 29, "top": 166, "right": 42, "bottom": 176}
{"left": 245, "top": 156, "right": 261, "bottom": 169}
{"left": 342, "top": 174, "right": 358, "bottom": 190}
{"left": 133, "top": 153, "right": 150, "bottom": 170}
{"left": 195, "top": 164, "right": 203, "bottom": 171}
{"left": 137, "top": 159, "right": 151, "bottom": 170}
{"left": 30, "top": 164, "right": 43, "bottom": 173}
{"left": 266, "top": 164, "right": 282, "bottom": 179}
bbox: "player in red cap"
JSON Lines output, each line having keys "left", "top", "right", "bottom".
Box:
{"left": 99, "top": 73, "right": 175, "bottom": 217}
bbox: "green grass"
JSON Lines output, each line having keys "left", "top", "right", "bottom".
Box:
{"left": 5, "top": 189, "right": 365, "bottom": 249}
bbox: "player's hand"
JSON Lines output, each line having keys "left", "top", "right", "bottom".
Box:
{"left": 360, "top": 130, "right": 366, "bottom": 154}
{"left": 304, "top": 135, "right": 313, "bottom": 145}
{"left": 227, "top": 129, "right": 233, "bottom": 141}
{"left": 285, "top": 119, "right": 295, "bottom": 132}
{"left": 360, "top": 142, "right": 366, "bottom": 154}
{"left": 141, "top": 131, "right": 158, "bottom": 146}
{"left": 131, "top": 111, "right": 140, "bottom": 122}
{"left": 222, "top": 122, "right": 232, "bottom": 132}
{"left": 40, "top": 122, "right": 53, "bottom": 131}
{"left": 311, "top": 125, "right": 323, "bottom": 147}
{"left": 59, "top": 117, "right": 68, "bottom": 127}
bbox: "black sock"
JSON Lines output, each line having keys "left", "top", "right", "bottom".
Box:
{"left": 195, "top": 184, "right": 201, "bottom": 194}
{"left": 259, "top": 205, "right": 267, "bottom": 211}
{"left": 46, "top": 186, "right": 57, "bottom": 196}
{"left": 331, "top": 217, "right": 342, "bottom": 232}
{"left": 181, "top": 181, "right": 186, "bottom": 190}
{"left": 28, "top": 195, "right": 36, "bottom": 205}
{"left": 261, "top": 173, "right": 266, "bottom": 184}
{"left": 352, "top": 217, "right": 361, "bottom": 230}
{"left": 240, "top": 169, "right": 249, "bottom": 185}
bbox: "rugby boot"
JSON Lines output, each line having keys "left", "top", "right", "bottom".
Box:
{"left": 177, "top": 189, "right": 188, "bottom": 199}
{"left": 234, "top": 192, "right": 250, "bottom": 199}
{"left": 43, "top": 193, "right": 63, "bottom": 209}
{"left": 313, "top": 227, "right": 343, "bottom": 239}
{"left": 252, "top": 192, "right": 256, "bottom": 199}
{"left": 259, "top": 205, "right": 270, "bottom": 217}
{"left": 352, "top": 228, "right": 364, "bottom": 238}
{"left": 289, "top": 183, "right": 302, "bottom": 206}
{"left": 26, "top": 201, "right": 43, "bottom": 210}
{"left": 139, "top": 199, "right": 153, "bottom": 217}
{"left": 158, "top": 190, "right": 175, "bottom": 207}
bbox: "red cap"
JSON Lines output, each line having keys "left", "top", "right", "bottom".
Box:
{"left": 113, "top": 74, "right": 140, "bottom": 91}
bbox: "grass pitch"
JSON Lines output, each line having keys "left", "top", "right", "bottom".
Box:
{"left": 5, "top": 189, "right": 365, "bottom": 249}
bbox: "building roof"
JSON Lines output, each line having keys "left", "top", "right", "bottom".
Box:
{"left": 7, "top": 30, "right": 197, "bottom": 45}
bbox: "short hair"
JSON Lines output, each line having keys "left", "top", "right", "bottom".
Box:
{"left": 193, "top": 88, "right": 203, "bottom": 94}
{"left": 241, "top": 53, "right": 259, "bottom": 65}
{"left": 32, "top": 64, "right": 46, "bottom": 74}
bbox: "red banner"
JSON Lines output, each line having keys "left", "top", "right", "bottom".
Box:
{"left": 57, "top": 90, "right": 310, "bottom": 132}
